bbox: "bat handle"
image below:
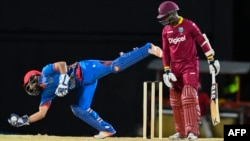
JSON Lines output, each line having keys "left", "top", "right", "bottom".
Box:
{"left": 211, "top": 70, "right": 216, "bottom": 84}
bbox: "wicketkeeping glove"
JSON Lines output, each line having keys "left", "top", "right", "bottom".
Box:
{"left": 8, "top": 113, "right": 29, "bottom": 127}
{"left": 163, "top": 69, "right": 177, "bottom": 88}
{"left": 55, "top": 74, "right": 70, "bottom": 97}
{"left": 208, "top": 59, "right": 220, "bottom": 76}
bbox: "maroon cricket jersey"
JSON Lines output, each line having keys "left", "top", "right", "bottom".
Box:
{"left": 161, "top": 17, "right": 208, "bottom": 68}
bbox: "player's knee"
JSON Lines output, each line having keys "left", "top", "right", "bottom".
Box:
{"left": 70, "top": 105, "right": 87, "bottom": 117}
{"left": 181, "top": 85, "right": 198, "bottom": 105}
{"left": 170, "top": 89, "right": 182, "bottom": 107}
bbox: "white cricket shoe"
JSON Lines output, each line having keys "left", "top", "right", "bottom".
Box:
{"left": 169, "top": 132, "right": 184, "bottom": 140}
{"left": 93, "top": 131, "right": 116, "bottom": 139}
{"left": 186, "top": 133, "right": 197, "bottom": 141}
{"left": 148, "top": 44, "right": 163, "bottom": 58}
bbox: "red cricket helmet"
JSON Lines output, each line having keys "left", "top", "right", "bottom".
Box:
{"left": 157, "top": 1, "right": 179, "bottom": 19}
{"left": 23, "top": 70, "right": 41, "bottom": 96}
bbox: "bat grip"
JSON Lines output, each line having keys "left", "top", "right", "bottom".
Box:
{"left": 211, "top": 70, "right": 216, "bottom": 83}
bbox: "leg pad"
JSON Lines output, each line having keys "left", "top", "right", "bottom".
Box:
{"left": 170, "top": 88, "right": 185, "bottom": 137}
{"left": 181, "top": 85, "right": 200, "bottom": 136}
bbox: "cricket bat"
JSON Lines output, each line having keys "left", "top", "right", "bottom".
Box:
{"left": 210, "top": 70, "right": 220, "bottom": 126}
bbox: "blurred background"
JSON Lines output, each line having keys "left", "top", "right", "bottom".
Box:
{"left": 0, "top": 0, "right": 249, "bottom": 138}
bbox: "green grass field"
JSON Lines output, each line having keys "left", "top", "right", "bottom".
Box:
{"left": 0, "top": 134, "right": 223, "bottom": 141}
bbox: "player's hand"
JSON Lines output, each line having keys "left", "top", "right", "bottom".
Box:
{"left": 148, "top": 44, "right": 163, "bottom": 58}
{"left": 55, "top": 74, "right": 70, "bottom": 97}
{"left": 208, "top": 59, "right": 220, "bottom": 76}
{"left": 8, "top": 113, "right": 29, "bottom": 127}
{"left": 163, "top": 69, "right": 177, "bottom": 88}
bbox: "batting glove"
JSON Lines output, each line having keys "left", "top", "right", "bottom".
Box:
{"left": 163, "top": 69, "right": 177, "bottom": 88}
{"left": 8, "top": 113, "right": 29, "bottom": 127}
{"left": 208, "top": 59, "right": 220, "bottom": 76}
{"left": 55, "top": 74, "right": 70, "bottom": 97}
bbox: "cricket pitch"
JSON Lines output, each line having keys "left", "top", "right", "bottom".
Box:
{"left": 0, "top": 134, "right": 223, "bottom": 141}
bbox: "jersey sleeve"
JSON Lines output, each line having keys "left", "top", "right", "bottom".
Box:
{"left": 162, "top": 27, "right": 171, "bottom": 70}
{"left": 40, "top": 100, "right": 52, "bottom": 108}
{"left": 39, "top": 63, "right": 58, "bottom": 107}
{"left": 190, "top": 22, "right": 215, "bottom": 59}
{"left": 39, "top": 88, "right": 56, "bottom": 106}
{"left": 42, "top": 64, "right": 57, "bottom": 77}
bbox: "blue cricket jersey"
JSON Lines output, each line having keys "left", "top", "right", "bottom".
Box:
{"left": 38, "top": 60, "right": 113, "bottom": 107}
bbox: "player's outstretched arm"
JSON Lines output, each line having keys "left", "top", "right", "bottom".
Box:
{"left": 8, "top": 104, "right": 49, "bottom": 127}
{"left": 29, "top": 104, "right": 49, "bottom": 123}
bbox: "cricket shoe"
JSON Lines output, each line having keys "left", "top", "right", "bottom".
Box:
{"left": 168, "top": 132, "right": 185, "bottom": 140}
{"left": 93, "top": 131, "right": 116, "bottom": 139}
{"left": 186, "top": 133, "right": 197, "bottom": 141}
{"left": 93, "top": 126, "right": 116, "bottom": 139}
{"left": 148, "top": 44, "right": 163, "bottom": 58}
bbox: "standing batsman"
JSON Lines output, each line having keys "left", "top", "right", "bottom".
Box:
{"left": 8, "top": 42, "right": 162, "bottom": 139}
{"left": 156, "top": 1, "right": 220, "bottom": 140}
